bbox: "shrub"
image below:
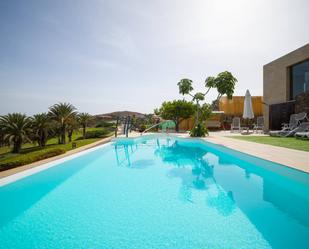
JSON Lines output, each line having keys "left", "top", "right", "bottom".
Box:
{"left": 84, "top": 129, "right": 108, "bottom": 139}
{"left": 139, "top": 124, "right": 147, "bottom": 132}
{"left": 0, "top": 148, "right": 66, "bottom": 171}
{"left": 96, "top": 121, "right": 115, "bottom": 128}
{"left": 190, "top": 123, "right": 208, "bottom": 137}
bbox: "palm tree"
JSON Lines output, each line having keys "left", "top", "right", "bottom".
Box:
{"left": 67, "top": 115, "right": 79, "bottom": 142}
{"left": 0, "top": 113, "right": 32, "bottom": 153}
{"left": 0, "top": 126, "right": 5, "bottom": 147}
{"left": 78, "top": 112, "right": 92, "bottom": 139}
{"left": 31, "top": 113, "right": 51, "bottom": 147}
{"left": 48, "top": 103, "right": 76, "bottom": 144}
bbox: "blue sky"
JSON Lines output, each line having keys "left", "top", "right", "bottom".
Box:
{"left": 0, "top": 0, "right": 308, "bottom": 115}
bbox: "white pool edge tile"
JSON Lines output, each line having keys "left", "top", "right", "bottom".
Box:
{"left": 0, "top": 142, "right": 111, "bottom": 187}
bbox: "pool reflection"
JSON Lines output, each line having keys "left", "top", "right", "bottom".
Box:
{"left": 158, "top": 138, "right": 308, "bottom": 247}
{"left": 113, "top": 136, "right": 309, "bottom": 245}
{"left": 154, "top": 139, "right": 236, "bottom": 216}
{"left": 114, "top": 143, "right": 155, "bottom": 169}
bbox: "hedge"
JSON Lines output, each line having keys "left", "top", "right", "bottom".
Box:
{"left": 95, "top": 121, "right": 115, "bottom": 128}
{"left": 84, "top": 129, "right": 109, "bottom": 139}
{"left": 0, "top": 148, "right": 66, "bottom": 171}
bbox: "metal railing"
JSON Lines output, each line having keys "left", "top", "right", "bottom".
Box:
{"left": 141, "top": 120, "right": 173, "bottom": 135}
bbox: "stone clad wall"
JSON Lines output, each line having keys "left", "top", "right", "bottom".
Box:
{"left": 263, "top": 43, "right": 309, "bottom": 130}
{"left": 295, "top": 92, "right": 309, "bottom": 114}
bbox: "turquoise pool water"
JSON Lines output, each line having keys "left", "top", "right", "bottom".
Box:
{"left": 0, "top": 135, "right": 308, "bottom": 248}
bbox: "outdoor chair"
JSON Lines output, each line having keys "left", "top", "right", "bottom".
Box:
{"left": 295, "top": 131, "right": 309, "bottom": 139}
{"left": 294, "top": 112, "right": 308, "bottom": 128}
{"left": 253, "top": 116, "right": 264, "bottom": 133}
{"left": 206, "top": 120, "right": 221, "bottom": 129}
{"left": 230, "top": 117, "right": 241, "bottom": 133}
{"left": 282, "top": 112, "right": 307, "bottom": 129}
{"left": 280, "top": 114, "right": 298, "bottom": 130}
{"left": 269, "top": 112, "right": 307, "bottom": 136}
{"left": 271, "top": 122, "right": 309, "bottom": 137}
{"left": 295, "top": 121, "right": 309, "bottom": 139}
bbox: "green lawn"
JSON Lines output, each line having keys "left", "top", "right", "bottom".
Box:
{"left": 0, "top": 127, "right": 113, "bottom": 170}
{"left": 228, "top": 136, "right": 309, "bottom": 152}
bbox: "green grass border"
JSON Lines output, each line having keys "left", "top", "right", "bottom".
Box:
{"left": 0, "top": 128, "right": 114, "bottom": 171}
{"left": 228, "top": 136, "right": 309, "bottom": 152}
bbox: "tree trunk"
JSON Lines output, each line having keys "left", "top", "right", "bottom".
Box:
{"left": 175, "top": 119, "right": 179, "bottom": 132}
{"left": 12, "top": 138, "right": 21, "bottom": 153}
{"left": 0, "top": 133, "right": 4, "bottom": 147}
{"left": 82, "top": 125, "right": 86, "bottom": 139}
{"left": 37, "top": 133, "right": 41, "bottom": 147}
{"left": 41, "top": 131, "right": 46, "bottom": 147}
{"left": 61, "top": 124, "right": 66, "bottom": 144}
{"left": 12, "top": 143, "right": 19, "bottom": 153}
{"left": 155, "top": 119, "right": 160, "bottom": 132}
{"left": 38, "top": 131, "right": 44, "bottom": 147}
{"left": 68, "top": 131, "right": 72, "bottom": 142}
{"left": 62, "top": 133, "right": 66, "bottom": 144}
{"left": 195, "top": 101, "right": 200, "bottom": 127}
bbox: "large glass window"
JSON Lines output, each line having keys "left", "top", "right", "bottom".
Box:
{"left": 290, "top": 60, "right": 309, "bottom": 99}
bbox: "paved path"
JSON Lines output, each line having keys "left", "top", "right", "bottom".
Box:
{"left": 205, "top": 132, "right": 309, "bottom": 173}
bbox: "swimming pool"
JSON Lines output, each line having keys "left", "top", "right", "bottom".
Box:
{"left": 0, "top": 135, "right": 308, "bottom": 248}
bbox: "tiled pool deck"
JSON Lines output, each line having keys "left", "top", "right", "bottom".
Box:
{"left": 206, "top": 131, "right": 309, "bottom": 173}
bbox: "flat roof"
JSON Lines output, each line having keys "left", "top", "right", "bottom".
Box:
{"left": 264, "top": 43, "right": 309, "bottom": 67}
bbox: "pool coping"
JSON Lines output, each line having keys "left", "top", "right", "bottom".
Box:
{"left": 0, "top": 136, "right": 113, "bottom": 185}
{"left": 122, "top": 133, "right": 309, "bottom": 173}
{"left": 204, "top": 134, "right": 309, "bottom": 173}
{"left": 1, "top": 133, "right": 308, "bottom": 186}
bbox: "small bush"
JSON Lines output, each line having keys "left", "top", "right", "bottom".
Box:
{"left": 0, "top": 148, "right": 66, "bottom": 171}
{"left": 96, "top": 121, "right": 115, "bottom": 128}
{"left": 84, "top": 129, "right": 108, "bottom": 139}
{"left": 139, "top": 124, "right": 147, "bottom": 132}
{"left": 190, "top": 123, "right": 208, "bottom": 137}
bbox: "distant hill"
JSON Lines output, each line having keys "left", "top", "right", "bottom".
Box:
{"left": 95, "top": 111, "right": 145, "bottom": 120}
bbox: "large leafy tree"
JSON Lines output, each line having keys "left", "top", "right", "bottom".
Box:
{"left": 31, "top": 113, "right": 52, "bottom": 147}
{"left": 178, "top": 71, "right": 237, "bottom": 108}
{"left": 155, "top": 100, "right": 195, "bottom": 132}
{"left": 48, "top": 102, "right": 77, "bottom": 144}
{"left": 178, "top": 71, "right": 237, "bottom": 136}
{"left": 78, "top": 112, "right": 92, "bottom": 139}
{"left": 205, "top": 71, "right": 237, "bottom": 100}
{"left": 0, "top": 113, "right": 32, "bottom": 153}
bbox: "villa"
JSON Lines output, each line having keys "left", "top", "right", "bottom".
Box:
{"left": 1, "top": 66, "right": 309, "bottom": 249}
{"left": 0, "top": 1, "right": 308, "bottom": 248}
{"left": 263, "top": 43, "right": 309, "bottom": 131}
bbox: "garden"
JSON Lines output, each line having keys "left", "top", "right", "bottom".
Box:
{"left": 0, "top": 103, "right": 114, "bottom": 171}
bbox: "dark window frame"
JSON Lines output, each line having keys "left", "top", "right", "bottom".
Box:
{"left": 289, "top": 59, "right": 309, "bottom": 100}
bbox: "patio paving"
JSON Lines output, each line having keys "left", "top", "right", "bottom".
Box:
{"left": 205, "top": 131, "right": 309, "bottom": 173}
